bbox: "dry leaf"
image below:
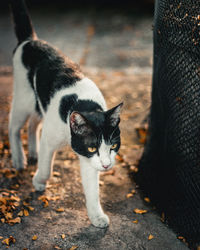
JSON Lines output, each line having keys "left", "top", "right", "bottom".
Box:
{"left": 2, "top": 238, "right": 10, "bottom": 246}
{"left": 144, "top": 197, "right": 150, "bottom": 203}
{"left": 23, "top": 201, "right": 30, "bottom": 206}
{"left": 56, "top": 207, "right": 65, "bottom": 212}
{"left": 132, "top": 220, "right": 138, "bottom": 224}
{"left": 24, "top": 209, "right": 29, "bottom": 216}
{"left": 148, "top": 234, "right": 154, "bottom": 240}
{"left": 18, "top": 210, "right": 24, "bottom": 217}
{"left": 53, "top": 171, "right": 61, "bottom": 177}
{"left": 1, "top": 218, "right": 5, "bottom": 223}
{"left": 131, "top": 189, "right": 136, "bottom": 194}
{"left": 70, "top": 246, "right": 78, "bottom": 250}
{"left": 136, "top": 127, "right": 148, "bottom": 144}
{"left": 61, "top": 234, "right": 65, "bottom": 239}
{"left": 32, "top": 235, "right": 37, "bottom": 241}
{"left": 54, "top": 246, "right": 62, "bottom": 250}
{"left": 126, "top": 193, "right": 134, "bottom": 198}
{"left": 0, "top": 236, "right": 3, "bottom": 239}
{"left": 5, "top": 212, "right": 13, "bottom": 220}
{"left": 2, "top": 236, "right": 16, "bottom": 246}
{"left": 27, "top": 206, "right": 34, "bottom": 211}
{"left": 161, "top": 212, "right": 165, "bottom": 223}
{"left": 0, "top": 197, "right": 7, "bottom": 205}
{"left": 133, "top": 208, "right": 148, "bottom": 214}
{"left": 8, "top": 217, "right": 21, "bottom": 224}
{"left": 115, "top": 154, "right": 123, "bottom": 162}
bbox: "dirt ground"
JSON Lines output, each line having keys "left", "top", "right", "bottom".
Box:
{"left": 0, "top": 4, "right": 189, "bottom": 250}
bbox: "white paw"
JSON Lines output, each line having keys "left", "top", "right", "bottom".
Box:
{"left": 90, "top": 213, "right": 110, "bottom": 228}
{"left": 32, "top": 175, "right": 46, "bottom": 191}
{"left": 12, "top": 157, "right": 26, "bottom": 170}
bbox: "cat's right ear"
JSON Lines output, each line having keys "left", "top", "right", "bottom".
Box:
{"left": 70, "top": 111, "right": 92, "bottom": 136}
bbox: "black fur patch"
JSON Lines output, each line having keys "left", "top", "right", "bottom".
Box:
{"left": 59, "top": 94, "right": 78, "bottom": 123}
{"left": 22, "top": 40, "right": 83, "bottom": 113}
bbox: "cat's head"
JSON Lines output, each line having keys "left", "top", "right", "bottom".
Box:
{"left": 70, "top": 103, "right": 123, "bottom": 171}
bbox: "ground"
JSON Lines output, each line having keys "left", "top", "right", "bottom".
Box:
{"left": 0, "top": 4, "right": 189, "bottom": 250}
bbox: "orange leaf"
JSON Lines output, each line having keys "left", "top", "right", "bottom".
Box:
{"left": 144, "top": 197, "right": 150, "bottom": 203}
{"left": 27, "top": 206, "right": 34, "bottom": 211}
{"left": 2, "top": 238, "right": 10, "bottom": 246}
{"left": 56, "top": 207, "right": 64, "bottom": 212}
{"left": 8, "top": 217, "right": 21, "bottom": 224}
{"left": 24, "top": 209, "right": 29, "bottom": 216}
{"left": 61, "top": 234, "right": 65, "bottom": 239}
{"left": 70, "top": 246, "right": 78, "bottom": 250}
{"left": 148, "top": 234, "right": 154, "bottom": 240}
{"left": 32, "top": 235, "right": 37, "bottom": 241}
{"left": 132, "top": 220, "right": 138, "bottom": 224}
{"left": 133, "top": 208, "right": 148, "bottom": 214}
{"left": 17, "top": 210, "right": 24, "bottom": 217}
{"left": 126, "top": 193, "right": 134, "bottom": 198}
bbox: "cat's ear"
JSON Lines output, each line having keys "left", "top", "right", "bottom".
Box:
{"left": 70, "top": 111, "right": 92, "bottom": 136}
{"left": 106, "top": 103, "right": 123, "bottom": 127}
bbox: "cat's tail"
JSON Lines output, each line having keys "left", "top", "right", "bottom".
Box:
{"left": 9, "top": 0, "right": 37, "bottom": 44}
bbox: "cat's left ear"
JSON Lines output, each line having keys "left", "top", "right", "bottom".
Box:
{"left": 106, "top": 102, "right": 123, "bottom": 127}
{"left": 70, "top": 111, "right": 93, "bottom": 136}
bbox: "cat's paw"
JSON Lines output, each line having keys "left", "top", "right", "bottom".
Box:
{"left": 90, "top": 213, "right": 110, "bottom": 228}
{"left": 12, "top": 157, "right": 27, "bottom": 170}
{"left": 32, "top": 176, "right": 46, "bottom": 191}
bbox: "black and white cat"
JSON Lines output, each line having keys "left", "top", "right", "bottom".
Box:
{"left": 9, "top": 0, "right": 122, "bottom": 228}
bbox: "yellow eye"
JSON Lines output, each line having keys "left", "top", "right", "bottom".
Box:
{"left": 111, "top": 144, "right": 117, "bottom": 150}
{"left": 88, "top": 147, "right": 97, "bottom": 153}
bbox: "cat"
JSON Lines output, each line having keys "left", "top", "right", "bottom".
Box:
{"left": 9, "top": 0, "right": 123, "bottom": 228}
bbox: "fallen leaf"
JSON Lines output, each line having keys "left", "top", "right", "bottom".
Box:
{"left": 131, "top": 189, "right": 136, "bottom": 194}
{"left": 144, "top": 197, "right": 150, "bottom": 203}
{"left": 8, "top": 217, "right": 21, "bottom": 224}
{"left": 0, "top": 197, "right": 7, "bottom": 205}
{"left": 2, "top": 238, "right": 10, "bottom": 246}
{"left": 38, "top": 195, "right": 48, "bottom": 201}
{"left": 18, "top": 210, "right": 24, "bottom": 217}
{"left": 1, "top": 218, "right": 5, "bottom": 223}
{"left": 133, "top": 208, "right": 148, "bottom": 214}
{"left": 43, "top": 199, "right": 49, "bottom": 208}
{"left": 5, "top": 212, "right": 13, "bottom": 220}
{"left": 53, "top": 171, "right": 61, "bottom": 177}
{"left": 27, "top": 206, "right": 34, "bottom": 211}
{"left": 56, "top": 207, "right": 65, "bottom": 212}
{"left": 148, "top": 234, "right": 154, "bottom": 240}
{"left": 61, "top": 234, "right": 65, "bottom": 239}
{"left": 0, "top": 236, "right": 3, "bottom": 239}
{"left": 70, "top": 246, "right": 78, "bottom": 250}
{"left": 136, "top": 127, "right": 148, "bottom": 144}
{"left": 126, "top": 193, "right": 134, "bottom": 198}
{"left": 2, "top": 236, "right": 16, "bottom": 246}
{"left": 24, "top": 209, "right": 29, "bottom": 216}
{"left": 32, "top": 235, "right": 37, "bottom": 241}
{"left": 54, "top": 246, "right": 62, "bottom": 250}
{"left": 115, "top": 154, "right": 123, "bottom": 162}
{"left": 132, "top": 220, "right": 138, "bottom": 224}
{"left": 161, "top": 212, "right": 165, "bottom": 223}
{"left": 23, "top": 201, "right": 30, "bottom": 206}
{"left": 101, "top": 169, "right": 115, "bottom": 176}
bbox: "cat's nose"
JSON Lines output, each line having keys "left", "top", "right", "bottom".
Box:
{"left": 103, "top": 164, "right": 110, "bottom": 169}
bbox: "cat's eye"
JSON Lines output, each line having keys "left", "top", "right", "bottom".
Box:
{"left": 88, "top": 147, "right": 97, "bottom": 153}
{"left": 111, "top": 144, "right": 117, "bottom": 150}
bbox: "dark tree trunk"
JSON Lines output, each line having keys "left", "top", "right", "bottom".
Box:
{"left": 136, "top": 0, "right": 200, "bottom": 247}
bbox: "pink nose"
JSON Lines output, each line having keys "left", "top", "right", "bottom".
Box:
{"left": 103, "top": 165, "right": 110, "bottom": 169}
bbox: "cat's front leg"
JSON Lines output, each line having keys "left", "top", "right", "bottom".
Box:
{"left": 80, "top": 157, "right": 109, "bottom": 228}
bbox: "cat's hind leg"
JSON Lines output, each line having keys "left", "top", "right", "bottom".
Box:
{"left": 9, "top": 92, "right": 35, "bottom": 170}
{"left": 28, "top": 112, "right": 41, "bottom": 164}
{"left": 9, "top": 41, "right": 36, "bottom": 170}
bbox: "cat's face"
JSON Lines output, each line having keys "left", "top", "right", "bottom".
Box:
{"left": 70, "top": 103, "right": 123, "bottom": 171}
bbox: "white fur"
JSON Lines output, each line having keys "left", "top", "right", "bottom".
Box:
{"left": 10, "top": 41, "right": 115, "bottom": 228}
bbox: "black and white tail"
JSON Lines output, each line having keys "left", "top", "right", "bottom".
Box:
{"left": 9, "top": 0, "right": 37, "bottom": 44}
